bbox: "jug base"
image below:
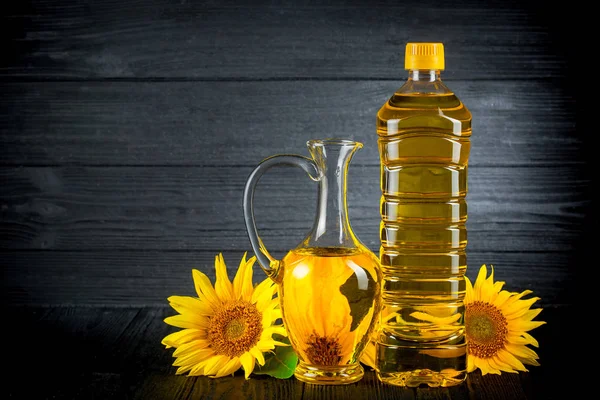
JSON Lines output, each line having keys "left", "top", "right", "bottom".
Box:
{"left": 294, "top": 362, "right": 364, "bottom": 385}
{"left": 377, "top": 369, "right": 466, "bottom": 388}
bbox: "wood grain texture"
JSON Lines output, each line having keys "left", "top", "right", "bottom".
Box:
{"left": 5, "top": 305, "right": 568, "bottom": 399}
{"left": 0, "top": 165, "right": 587, "bottom": 252}
{"left": 2, "top": 0, "right": 572, "bottom": 80}
{"left": 1, "top": 250, "right": 573, "bottom": 307}
{"left": 0, "top": 80, "right": 577, "bottom": 167}
{"left": 1, "top": 163, "right": 580, "bottom": 306}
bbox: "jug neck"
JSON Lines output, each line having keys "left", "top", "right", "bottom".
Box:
{"left": 304, "top": 139, "right": 362, "bottom": 249}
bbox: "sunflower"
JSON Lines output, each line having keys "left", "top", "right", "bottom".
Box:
{"left": 465, "top": 264, "right": 545, "bottom": 375}
{"left": 280, "top": 250, "right": 380, "bottom": 369}
{"left": 281, "top": 255, "right": 355, "bottom": 366}
{"left": 161, "top": 253, "right": 288, "bottom": 379}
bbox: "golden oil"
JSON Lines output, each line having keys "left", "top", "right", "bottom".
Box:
{"left": 375, "top": 43, "right": 472, "bottom": 387}
{"left": 278, "top": 246, "right": 381, "bottom": 385}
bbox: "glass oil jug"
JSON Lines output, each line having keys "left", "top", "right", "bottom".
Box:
{"left": 243, "top": 138, "right": 382, "bottom": 385}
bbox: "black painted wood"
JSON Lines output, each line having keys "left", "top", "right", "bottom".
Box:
{"left": 1, "top": 163, "right": 581, "bottom": 307}
{"left": 0, "top": 80, "right": 577, "bottom": 167}
{"left": 0, "top": 165, "right": 586, "bottom": 264}
{"left": 2, "top": 0, "right": 572, "bottom": 80}
{"left": 1, "top": 250, "right": 573, "bottom": 307}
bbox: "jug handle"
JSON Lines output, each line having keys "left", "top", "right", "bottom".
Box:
{"left": 243, "top": 154, "right": 319, "bottom": 279}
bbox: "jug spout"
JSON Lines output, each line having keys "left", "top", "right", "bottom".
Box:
{"left": 305, "top": 138, "right": 363, "bottom": 249}
{"left": 307, "top": 138, "right": 363, "bottom": 172}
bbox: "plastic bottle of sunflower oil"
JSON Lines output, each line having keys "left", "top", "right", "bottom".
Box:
{"left": 375, "top": 42, "right": 472, "bottom": 387}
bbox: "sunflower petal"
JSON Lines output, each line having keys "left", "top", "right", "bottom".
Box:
{"left": 162, "top": 328, "right": 203, "bottom": 348}
{"left": 474, "top": 264, "right": 488, "bottom": 300}
{"left": 467, "top": 355, "right": 477, "bottom": 373}
{"left": 520, "top": 331, "right": 540, "bottom": 347}
{"left": 176, "top": 364, "right": 194, "bottom": 375}
{"left": 480, "top": 266, "right": 496, "bottom": 303}
{"left": 251, "top": 278, "right": 275, "bottom": 301}
{"left": 263, "top": 325, "right": 287, "bottom": 337}
{"left": 497, "top": 349, "right": 528, "bottom": 372}
{"left": 490, "top": 281, "right": 505, "bottom": 302}
{"left": 488, "top": 356, "right": 517, "bottom": 374}
{"left": 204, "top": 354, "right": 230, "bottom": 376}
{"left": 493, "top": 290, "right": 513, "bottom": 308}
{"left": 509, "top": 319, "right": 546, "bottom": 332}
{"left": 188, "top": 361, "right": 206, "bottom": 376}
{"left": 240, "top": 352, "right": 256, "bottom": 379}
{"left": 192, "top": 269, "right": 220, "bottom": 306}
{"left": 502, "top": 290, "right": 534, "bottom": 309}
{"left": 521, "top": 357, "right": 540, "bottom": 367}
{"left": 257, "top": 339, "right": 276, "bottom": 351}
{"left": 168, "top": 295, "right": 214, "bottom": 316}
{"left": 173, "top": 348, "right": 215, "bottom": 367}
{"left": 250, "top": 346, "right": 266, "bottom": 366}
{"left": 519, "top": 308, "right": 544, "bottom": 322}
{"left": 215, "top": 253, "right": 235, "bottom": 301}
{"left": 504, "top": 343, "right": 540, "bottom": 362}
{"left": 503, "top": 297, "right": 541, "bottom": 318}
{"left": 252, "top": 280, "right": 276, "bottom": 309}
{"left": 270, "top": 307, "right": 283, "bottom": 321}
{"left": 465, "top": 276, "right": 474, "bottom": 304}
{"left": 233, "top": 252, "right": 254, "bottom": 299}
{"left": 172, "top": 339, "right": 210, "bottom": 357}
{"left": 164, "top": 314, "right": 209, "bottom": 330}
{"left": 478, "top": 358, "right": 497, "bottom": 375}
{"left": 506, "top": 333, "right": 539, "bottom": 347}
{"left": 213, "top": 358, "right": 241, "bottom": 378}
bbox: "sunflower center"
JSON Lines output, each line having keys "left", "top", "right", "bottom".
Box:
{"left": 225, "top": 319, "right": 245, "bottom": 340}
{"left": 207, "top": 300, "right": 263, "bottom": 357}
{"left": 465, "top": 300, "right": 508, "bottom": 359}
{"left": 305, "top": 333, "right": 342, "bottom": 366}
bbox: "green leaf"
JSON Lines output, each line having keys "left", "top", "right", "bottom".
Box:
{"left": 252, "top": 335, "right": 298, "bottom": 379}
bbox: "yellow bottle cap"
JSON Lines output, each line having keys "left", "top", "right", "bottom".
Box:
{"left": 405, "top": 42, "right": 445, "bottom": 70}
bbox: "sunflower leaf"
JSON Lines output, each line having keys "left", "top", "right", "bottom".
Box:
{"left": 252, "top": 335, "right": 298, "bottom": 379}
{"left": 340, "top": 271, "right": 378, "bottom": 332}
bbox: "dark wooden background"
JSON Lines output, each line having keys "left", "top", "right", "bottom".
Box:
{"left": 1, "top": 1, "right": 579, "bottom": 399}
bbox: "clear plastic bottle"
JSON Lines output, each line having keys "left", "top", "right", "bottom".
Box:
{"left": 375, "top": 43, "right": 472, "bottom": 387}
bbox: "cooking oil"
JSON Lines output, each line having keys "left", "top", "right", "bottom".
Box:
{"left": 375, "top": 43, "right": 472, "bottom": 387}
{"left": 278, "top": 246, "right": 381, "bottom": 384}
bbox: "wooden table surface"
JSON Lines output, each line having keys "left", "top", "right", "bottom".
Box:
{"left": 6, "top": 305, "right": 568, "bottom": 400}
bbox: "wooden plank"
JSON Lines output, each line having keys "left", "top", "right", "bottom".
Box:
{"left": 352, "top": 371, "right": 416, "bottom": 400}
{"left": 1, "top": 0, "right": 570, "bottom": 80}
{"left": 4, "top": 306, "right": 141, "bottom": 399}
{"left": 1, "top": 250, "right": 574, "bottom": 307}
{"left": 0, "top": 165, "right": 587, "bottom": 252}
{"left": 465, "top": 373, "right": 528, "bottom": 400}
{"left": 3, "top": 305, "right": 569, "bottom": 399}
{"left": 0, "top": 80, "right": 577, "bottom": 166}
